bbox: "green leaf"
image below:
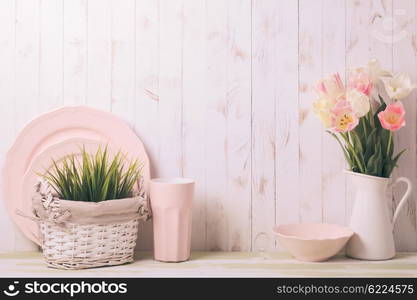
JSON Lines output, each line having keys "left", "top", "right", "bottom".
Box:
{"left": 374, "top": 100, "right": 387, "bottom": 129}
{"left": 380, "top": 129, "right": 391, "bottom": 158}
{"left": 364, "top": 127, "right": 378, "bottom": 162}
{"left": 327, "top": 131, "right": 355, "bottom": 168}
{"left": 366, "top": 141, "right": 381, "bottom": 176}
{"left": 378, "top": 95, "right": 386, "bottom": 106}
{"left": 349, "top": 131, "right": 367, "bottom": 173}
{"left": 393, "top": 149, "right": 407, "bottom": 162}
{"left": 374, "top": 142, "right": 383, "bottom": 176}
{"left": 339, "top": 133, "right": 361, "bottom": 172}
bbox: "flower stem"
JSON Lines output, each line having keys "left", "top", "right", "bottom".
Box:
{"left": 361, "top": 117, "right": 367, "bottom": 137}
{"left": 342, "top": 132, "right": 366, "bottom": 174}
{"left": 386, "top": 131, "right": 392, "bottom": 158}
{"left": 367, "top": 105, "right": 375, "bottom": 128}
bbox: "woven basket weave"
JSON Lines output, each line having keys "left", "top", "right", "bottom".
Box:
{"left": 30, "top": 180, "right": 150, "bottom": 270}
{"left": 39, "top": 218, "right": 140, "bottom": 270}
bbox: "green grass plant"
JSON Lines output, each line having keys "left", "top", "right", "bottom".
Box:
{"left": 42, "top": 146, "right": 141, "bottom": 202}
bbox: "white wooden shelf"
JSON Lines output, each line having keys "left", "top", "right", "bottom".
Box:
{"left": 0, "top": 252, "right": 416, "bottom": 277}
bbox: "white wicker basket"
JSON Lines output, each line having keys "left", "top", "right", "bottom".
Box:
{"left": 30, "top": 180, "right": 150, "bottom": 270}
{"left": 39, "top": 218, "right": 140, "bottom": 270}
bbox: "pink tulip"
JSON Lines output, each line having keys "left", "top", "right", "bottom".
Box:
{"left": 349, "top": 69, "right": 373, "bottom": 96}
{"left": 315, "top": 73, "right": 345, "bottom": 99}
{"left": 377, "top": 101, "right": 406, "bottom": 131}
{"left": 331, "top": 100, "right": 359, "bottom": 132}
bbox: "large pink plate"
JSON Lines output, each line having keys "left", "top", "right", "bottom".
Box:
{"left": 2, "top": 106, "right": 150, "bottom": 245}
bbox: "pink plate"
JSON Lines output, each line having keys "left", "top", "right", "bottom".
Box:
{"left": 2, "top": 106, "right": 150, "bottom": 245}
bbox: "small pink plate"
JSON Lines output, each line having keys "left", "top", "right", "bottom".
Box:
{"left": 273, "top": 223, "right": 354, "bottom": 262}
{"left": 3, "top": 106, "right": 150, "bottom": 245}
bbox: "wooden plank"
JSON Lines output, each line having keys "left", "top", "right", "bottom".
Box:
{"left": 223, "top": 0, "right": 252, "bottom": 251}
{"left": 110, "top": 0, "right": 135, "bottom": 125}
{"left": 15, "top": 0, "right": 39, "bottom": 131}
{"left": 157, "top": 0, "right": 183, "bottom": 178}
{"left": 392, "top": 0, "right": 417, "bottom": 251}
{"left": 205, "top": 0, "right": 229, "bottom": 251}
{"left": 200, "top": 0, "right": 253, "bottom": 251}
{"left": 63, "top": 0, "right": 87, "bottom": 105}
{"left": 298, "top": 0, "right": 323, "bottom": 223}
{"left": 321, "top": 0, "right": 347, "bottom": 225}
{"left": 87, "top": 0, "right": 111, "bottom": 110}
{"left": 39, "top": 0, "right": 64, "bottom": 112}
{"left": 369, "top": 0, "right": 394, "bottom": 63}
{"left": 182, "top": 0, "right": 207, "bottom": 250}
{"left": 1, "top": 251, "right": 417, "bottom": 277}
{"left": 0, "top": 0, "right": 17, "bottom": 252}
{"left": 135, "top": 0, "right": 159, "bottom": 251}
{"left": 14, "top": 0, "right": 40, "bottom": 251}
{"left": 251, "top": 0, "right": 277, "bottom": 251}
{"left": 275, "top": 0, "right": 300, "bottom": 236}
{"left": 346, "top": 0, "right": 394, "bottom": 65}
{"left": 135, "top": 0, "right": 159, "bottom": 176}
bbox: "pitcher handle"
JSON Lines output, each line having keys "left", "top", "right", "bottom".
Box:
{"left": 392, "top": 177, "right": 412, "bottom": 225}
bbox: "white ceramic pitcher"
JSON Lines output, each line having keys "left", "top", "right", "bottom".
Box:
{"left": 345, "top": 170, "right": 412, "bottom": 260}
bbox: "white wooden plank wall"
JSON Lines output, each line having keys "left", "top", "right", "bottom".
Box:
{"left": 63, "top": 0, "right": 87, "bottom": 105}
{"left": 252, "top": 0, "right": 278, "bottom": 251}
{"left": 321, "top": 0, "right": 346, "bottom": 225}
{"left": 205, "top": 0, "right": 229, "bottom": 251}
{"left": 182, "top": 0, "right": 207, "bottom": 250}
{"left": 298, "top": 0, "right": 323, "bottom": 223}
{"left": 14, "top": 0, "right": 40, "bottom": 251}
{"left": 134, "top": 0, "right": 159, "bottom": 250}
{"left": 0, "top": 0, "right": 17, "bottom": 252}
{"left": 392, "top": 0, "right": 417, "bottom": 251}
{"left": 0, "top": 0, "right": 416, "bottom": 252}
{"left": 274, "top": 0, "right": 300, "bottom": 247}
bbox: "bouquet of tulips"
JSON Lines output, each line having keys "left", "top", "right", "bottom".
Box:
{"left": 313, "top": 59, "right": 416, "bottom": 178}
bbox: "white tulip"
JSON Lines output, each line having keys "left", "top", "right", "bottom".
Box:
{"left": 368, "top": 58, "right": 392, "bottom": 84}
{"left": 346, "top": 89, "right": 370, "bottom": 117}
{"left": 382, "top": 73, "right": 416, "bottom": 100}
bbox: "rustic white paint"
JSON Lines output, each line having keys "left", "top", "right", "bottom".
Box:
{"left": 39, "top": 0, "right": 64, "bottom": 112}
{"left": 134, "top": 0, "right": 159, "bottom": 250}
{"left": 63, "top": 0, "right": 87, "bottom": 105}
{"left": 321, "top": 0, "right": 347, "bottom": 225}
{"left": 275, "top": 0, "right": 300, "bottom": 238}
{"left": 224, "top": 0, "right": 252, "bottom": 252}
{"left": 205, "top": 0, "right": 229, "bottom": 251}
{"left": 252, "top": 0, "right": 277, "bottom": 251}
{"left": 110, "top": 0, "right": 136, "bottom": 126}
{"left": 157, "top": 0, "right": 183, "bottom": 181}
{"left": 87, "top": 0, "right": 111, "bottom": 110}
{"left": 392, "top": 0, "right": 417, "bottom": 251}
{"left": 0, "top": 0, "right": 17, "bottom": 252}
{"left": 182, "top": 0, "right": 207, "bottom": 250}
{"left": 298, "top": 0, "right": 323, "bottom": 223}
{"left": 1, "top": 0, "right": 417, "bottom": 252}
{"left": 14, "top": 0, "right": 40, "bottom": 251}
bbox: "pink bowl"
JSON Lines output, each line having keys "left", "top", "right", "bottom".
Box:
{"left": 273, "top": 223, "right": 354, "bottom": 262}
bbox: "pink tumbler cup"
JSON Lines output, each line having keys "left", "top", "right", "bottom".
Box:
{"left": 150, "top": 178, "right": 195, "bottom": 262}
